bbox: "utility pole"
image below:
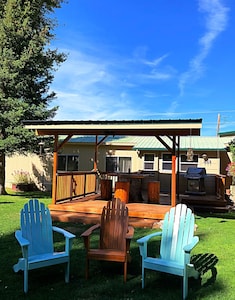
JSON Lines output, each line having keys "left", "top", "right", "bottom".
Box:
{"left": 216, "top": 113, "right": 220, "bottom": 136}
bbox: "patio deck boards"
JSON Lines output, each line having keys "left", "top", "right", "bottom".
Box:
{"left": 49, "top": 194, "right": 171, "bottom": 228}
{"left": 49, "top": 193, "right": 230, "bottom": 228}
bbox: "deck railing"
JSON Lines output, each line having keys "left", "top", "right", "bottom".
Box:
{"left": 54, "top": 171, "right": 227, "bottom": 204}
{"left": 55, "top": 171, "right": 98, "bottom": 203}
{"left": 215, "top": 174, "right": 226, "bottom": 201}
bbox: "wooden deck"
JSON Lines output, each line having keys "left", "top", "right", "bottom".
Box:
{"left": 180, "top": 193, "right": 230, "bottom": 212}
{"left": 49, "top": 200, "right": 170, "bottom": 228}
{"left": 49, "top": 194, "right": 172, "bottom": 228}
{"left": 49, "top": 192, "right": 231, "bottom": 228}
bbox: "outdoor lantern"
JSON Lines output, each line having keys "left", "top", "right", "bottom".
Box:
{"left": 186, "top": 148, "right": 194, "bottom": 161}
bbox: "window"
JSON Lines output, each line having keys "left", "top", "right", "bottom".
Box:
{"left": 106, "top": 157, "right": 131, "bottom": 173}
{"left": 58, "top": 155, "right": 79, "bottom": 171}
{"left": 144, "top": 154, "right": 155, "bottom": 170}
{"left": 162, "top": 153, "right": 199, "bottom": 172}
{"left": 106, "top": 157, "right": 117, "bottom": 172}
{"left": 180, "top": 154, "right": 198, "bottom": 172}
{"left": 162, "top": 153, "right": 172, "bottom": 171}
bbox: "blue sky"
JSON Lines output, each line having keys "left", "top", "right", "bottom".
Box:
{"left": 50, "top": 0, "right": 235, "bottom": 136}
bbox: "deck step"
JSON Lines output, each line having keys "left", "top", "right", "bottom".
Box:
{"left": 49, "top": 194, "right": 233, "bottom": 228}
{"left": 181, "top": 195, "right": 227, "bottom": 207}
{"left": 50, "top": 210, "right": 161, "bottom": 228}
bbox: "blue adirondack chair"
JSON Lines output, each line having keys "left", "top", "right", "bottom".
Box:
{"left": 137, "top": 204, "right": 199, "bottom": 299}
{"left": 13, "top": 199, "right": 75, "bottom": 293}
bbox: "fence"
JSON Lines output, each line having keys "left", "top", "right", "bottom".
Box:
{"left": 55, "top": 171, "right": 98, "bottom": 203}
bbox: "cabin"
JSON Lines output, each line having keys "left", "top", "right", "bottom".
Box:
{"left": 5, "top": 120, "right": 235, "bottom": 225}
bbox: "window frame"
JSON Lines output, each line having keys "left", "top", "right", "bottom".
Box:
{"left": 161, "top": 152, "right": 199, "bottom": 173}
{"left": 179, "top": 154, "right": 198, "bottom": 172}
{"left": 58, "top": 154, "right": 79, "bottom": 171}
{"left": 106, "top": 156, "right": 131, "bottom": 173}
{"left": 161, "top": 153, "right": 173, "bottom": 172}
{"left": 143, "top": 153, "right": 155, "bottom": 171}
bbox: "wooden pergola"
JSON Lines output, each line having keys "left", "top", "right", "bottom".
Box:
{"left": 24, "top": 119, "right": 202, "bottom": 207}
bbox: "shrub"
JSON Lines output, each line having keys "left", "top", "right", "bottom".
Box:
{"left": 12, "top": 170, "right": 32, "bottom": 184}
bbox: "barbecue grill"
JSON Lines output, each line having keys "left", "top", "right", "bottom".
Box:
{"left": 185, "top": 167, "right": 206, "bottom": 195}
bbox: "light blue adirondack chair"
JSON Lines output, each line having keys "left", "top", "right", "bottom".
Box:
{"left": 137, "top": 204, "right": 199, "bottom": 299}
{"left": 13, "top": 199, "right": 75, "bottom": 293}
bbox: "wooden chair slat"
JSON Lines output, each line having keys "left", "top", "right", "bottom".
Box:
{"left": 81, "top": 198, "right": 134, "bottom": 282}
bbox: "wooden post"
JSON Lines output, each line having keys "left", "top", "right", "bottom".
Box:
{"left": 52, "top": 135, "right": 58, "bottom": 205}
{"left": 171, "top": 155, "right": 176, "bottom": 207}
{"left": 94, "top": 135, "right": 98, "bottom": 170}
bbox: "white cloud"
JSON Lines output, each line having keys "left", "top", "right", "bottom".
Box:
{"left": 178, "top": 0, "right": 229, "bottom": 96}
{"left": 51, "top": 45, "right": 175, "bottom": 120}
{"left": 142, "top": 53, "right": 169, "bottom": 67}
{"left": 142, "top": 69, "right": 173, "bottom": 80}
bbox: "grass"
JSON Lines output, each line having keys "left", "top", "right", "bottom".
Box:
{"left": 1, "top": 191, "right": 235, "bottom": 299}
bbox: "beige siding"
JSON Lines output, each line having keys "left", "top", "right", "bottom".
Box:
{"left": 6, "top": 153, "right": 53, "bottom": 190}
{"left": 5, "top": 142, "right": 231, "bottom": 193}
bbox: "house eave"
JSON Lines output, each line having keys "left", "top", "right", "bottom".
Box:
{"left": 23, "top": 119, "right": 202, "bottom": 137}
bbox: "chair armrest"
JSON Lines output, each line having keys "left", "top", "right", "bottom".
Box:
{"left": 80, "top": 224, "right": 101, "bottom": 238}
{"left": 126, "top": 226, "right": 134, "bottom": 239}
{"left": 15, "top": 230, "right": 30, "bottom": 247}
{"left": 52, "top": 226, "right": 76, "bottom": 239}
{"left": 137, "top": 231, "right": 162, "bottom": 245}
{"left": 183, "top": 236, "right": 199, "bottom": 253}
{"left": 80, "top": 224, "right": 101, "bottom": 251}
{"left": 125, "top": 226, "right": 134, "bottom": 257}
{"left": 53, "top": 226, "right": 75, "bottom": 253}
{"left": 137, "top": 231, "right": 162, "bottom": 258}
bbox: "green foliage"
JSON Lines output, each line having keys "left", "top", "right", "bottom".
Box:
{"left": 11, "top": 169, "right": 32, "bottom": 184}
{"left": 226, "top": 162, "right": 235, "bottom": 185}
{"left": 228, "top": 139, "right": 235, "bottom": 162}
{"left": 0, "top": 0, "right": 66, "bottom": 154}
{"left": 0, "top": 0, "right": 66, "bottom": 193}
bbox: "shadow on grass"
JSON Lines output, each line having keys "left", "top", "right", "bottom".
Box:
{"left": 0, "top": 227, "right": 225, "bottom": 300}
{"left": 196, "top": 210, "right": 235, "bottom": 220}
{"left": 5, "top": 190, "right": 52, "bottom": 199}
{"left": 191, "top": 253, "right": 219, "bottom": 287}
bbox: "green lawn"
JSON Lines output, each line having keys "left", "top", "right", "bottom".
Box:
{"left": 1, "top": 191, "right": 235, "bottom": 299}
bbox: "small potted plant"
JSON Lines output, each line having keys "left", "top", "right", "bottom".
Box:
{"left": 12, "top": 170, "right": 35, "bottom": 192}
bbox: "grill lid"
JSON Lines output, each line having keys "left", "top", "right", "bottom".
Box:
{"left": 186, "top": 167, "right": 206, "bottom": 178}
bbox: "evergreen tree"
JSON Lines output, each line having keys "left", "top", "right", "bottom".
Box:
{"left": 0, "top": 0, "right": 66, "bottom": 194}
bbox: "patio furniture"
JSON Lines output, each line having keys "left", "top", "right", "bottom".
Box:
{"left": 137, "top": 204, "right": 199, "bottom": 299}
{"left": 100, "top": 179, "right": 112, "bottom": 200}
{"left": 13, "top": 199, "right": 75, "bottom": 293}
{"left": 147, "top": 181, "right": 160, "bottom": 203}
{"left": 114, "top": 181, "right": 130, "bottom": 203}
{"left": 81, "top": 198, "right": 134, "bottom": 282}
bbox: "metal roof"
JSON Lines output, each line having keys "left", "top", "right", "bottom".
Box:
{"left": 67, "top": 135, "right": 138, "bottom": 145}
{"left": 66, "top": 135, "right": 227, "bottom": 151}
{"left": 219, "top": 130, "right": 235, "bottom": 137}
{"left": 133, "top": 136, "right": 226, "bottom": 151}
{"left": 24, "top": 119, "right": 202, "bottom": 137}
